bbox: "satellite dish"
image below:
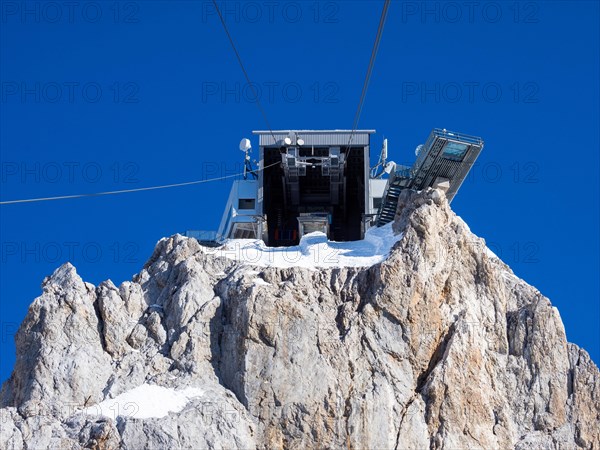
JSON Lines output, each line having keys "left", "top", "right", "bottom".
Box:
{"left": 297, "top": 138, "right": 305, "bottom": 146}
{"left": 384, "top": 161, "right": 396, "bottom": 174}
{"left": 239, "top": 138, "right": 252, "bottom": 152}
{"left": 415, "top": 144, "right": 424, "bottom": 156}
{"left": 284, "top": 137, "right": 292, "bottom": 146}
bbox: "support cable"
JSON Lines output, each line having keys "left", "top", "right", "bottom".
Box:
{"left": 211, "top": 0, "right": 278, "bottom": 145}
{"left": 346, "top": 0, "right": 391, "bottom": 163}
{"left": 0, "top": 161, "right": 280, "bottom": 205}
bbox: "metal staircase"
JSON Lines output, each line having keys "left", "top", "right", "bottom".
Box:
{"left": 375, "top": 177, "right": 405, "bottom": 226}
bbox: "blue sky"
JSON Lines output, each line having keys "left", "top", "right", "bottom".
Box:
{"left": 0, "top": 1, "right": 598, "bottom": 382}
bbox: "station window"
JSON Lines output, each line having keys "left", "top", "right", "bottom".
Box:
{"left": 238, "top": 198, "right": 256, "bottom": 210}
{"left": 443, "top": 142, "right": 468, "bottom": 160}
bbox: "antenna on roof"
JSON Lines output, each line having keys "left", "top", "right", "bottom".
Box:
{"left": 370, "top": 138, "right": 390, "bottom": 178}
{"left": 239, "top": 138, "right": 257, "bottom": 180}
{"left": 239, "top": 138, "right": 252, "bottom": 152}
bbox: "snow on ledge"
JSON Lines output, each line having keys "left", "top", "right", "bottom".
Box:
{"left": 202, "top": 223, "right": 402, "bottom": 268}
{"left": 82, "top": 384, "right": 204, "bottom": 420}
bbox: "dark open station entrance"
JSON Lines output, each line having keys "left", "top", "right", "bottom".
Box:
{"left": 262, "top": 144, "right": 367, "bottom": 246}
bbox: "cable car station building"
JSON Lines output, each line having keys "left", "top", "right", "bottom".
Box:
{"left": 189, "top": 128, "right": 484, "bottom": 247}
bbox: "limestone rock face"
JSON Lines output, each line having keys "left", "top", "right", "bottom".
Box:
{"left": 1, "top": 188, "right": 598, "bottom": 449}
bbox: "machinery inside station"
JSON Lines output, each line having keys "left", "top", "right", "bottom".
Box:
{"left": 261, "top": 136, "right": 368, "bottom": 246}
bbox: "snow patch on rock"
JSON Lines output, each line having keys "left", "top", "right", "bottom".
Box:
{"left": 209, "top": 223, "right": 402, "bottom": 268}
{"left": 82, "top": 384, "right": 204, "bottom": 419}
{"left": 252, "top": 278, "right": 270, "bottom": 286}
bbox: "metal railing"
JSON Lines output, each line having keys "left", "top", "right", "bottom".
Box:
{"left": 432, "top": 128, "right": 483, "bottom": 145}
{"left": 185, "top": 230, "right": 218, "bottom": 241}
{"left": 395, "top": 164, "right": 412, "bottom": 180}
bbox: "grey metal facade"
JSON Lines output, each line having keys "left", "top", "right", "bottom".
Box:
{"left": 253, "top": 130, "right": 375, "bottom": 147}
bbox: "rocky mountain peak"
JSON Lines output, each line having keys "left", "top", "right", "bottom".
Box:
{"left": 1, "top": 188, "right": 598, "bottom": 449}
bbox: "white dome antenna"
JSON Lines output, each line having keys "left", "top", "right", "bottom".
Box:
{"left": 239, "top": 138, "right": 252, "bottom": 152}
{"left": 384, "top": 161, "right": 396, "bottom": 174}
